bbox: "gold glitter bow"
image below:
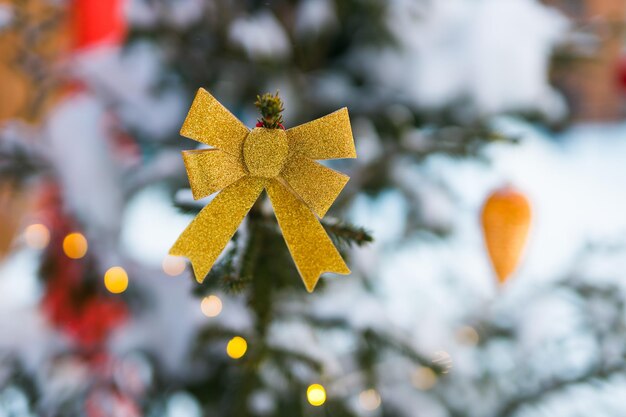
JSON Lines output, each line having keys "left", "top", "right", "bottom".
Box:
{"left": 170, "top": 89, "right": 356, "bottom": 292}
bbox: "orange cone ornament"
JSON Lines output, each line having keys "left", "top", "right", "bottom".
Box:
{"left": 481, "top": 185, "right": 531, "bottom": 284}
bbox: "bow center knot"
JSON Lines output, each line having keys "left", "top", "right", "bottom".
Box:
{"left": 243, "top": 127, "right": 289, "bottom": 178}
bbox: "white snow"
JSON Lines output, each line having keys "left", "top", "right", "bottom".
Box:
{"left": 295, "top": 0, "right": 338, "bottom": 38}
{"left": 382, "top": 0, "right": 568, "bottom": 117}
{"left": 45, "top": 93, "right": 125, "bottom": 237}
{"left": 229, "top": 12, "right": 292, "bottom": 60}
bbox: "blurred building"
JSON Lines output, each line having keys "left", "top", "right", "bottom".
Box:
{"left": 0, "top": 0, "right": 68, "bottom": 123}
{"left": 545, "top": 0, "right": 626, "bottom": 121}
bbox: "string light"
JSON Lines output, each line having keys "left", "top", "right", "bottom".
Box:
{"left": 62, "top": 232, "right": 88, "bottom": 259}
{"left": 201, "top": 295, "right": 222, "bottom": 317}
{"left": 162, "top": 255, "right": 186, "bottom": 276}
{"left": 411, "top": 367, "right": 437, "bottom": 391}
{"left": 226, "top": 336, "right": 247, "bottom": 359}
{"left": 306, "top": 384, "right": 326, "bottom": 406}
{"left": 104, "top": 266, "right": 129, "bottom": 294}
{"left": 24, "top": 224, "right": 50, "bottom": 249}
{"left": 359, "top": 389, "right": 381, "bottom": 411}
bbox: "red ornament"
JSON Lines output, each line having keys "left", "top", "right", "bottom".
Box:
{"left": 71, "top": 0, "right": 127, "bottom": 50}
{"left": 42, "top": 283, "right": 128, "bottom": 350}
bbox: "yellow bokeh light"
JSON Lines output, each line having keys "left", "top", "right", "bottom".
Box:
{"left": 201, "top": 295, "right": 222, "bottom": 317}
{"left": 226, "top": 336, "right": 247, "bottom": 359}
{"left": 306, "top": 384, "right": 326, "bottom": 406}
{"left": 456, "top": 326, "right": 480, "bottom": 346}
{"left": 411, "top": 367, "right": 437, "bottom": 391}
{"left": 24, "top": 224, "right": 50, "bottom": 249}
{"left": 359, "top": 389, "right": 381, "bottom": 410}
{"left": 162, "top": 255, "right": 186, "bottom": 276}
{"left": 104, "top": 266, "right": 129, "bottom": 294}
{"left": 62, "top": 232, "right": 88, "bottom": 259}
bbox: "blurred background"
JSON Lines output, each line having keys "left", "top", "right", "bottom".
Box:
{"left": 2, "top": 0, "right": 626, "bottom": 416}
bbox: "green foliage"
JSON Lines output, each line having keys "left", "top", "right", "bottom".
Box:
{"left": 0, "top": 138, "right": 47, "bottom": 185}
{"left": 125, "top": 1, "right": 521, "bottom": 416}
{"left": 322, "top": 219, "right": 374, "bottom": 249}
{"left": 255, "top": 92, "right": 285, "bottom": 129}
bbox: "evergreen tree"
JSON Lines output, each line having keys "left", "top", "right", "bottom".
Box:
{"left": 2, "top": 1, "right": 624, "bottom": 417}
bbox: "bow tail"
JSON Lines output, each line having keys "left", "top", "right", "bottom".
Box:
{"left": 170, "top": 177, "right": 265, "bottom": 283}
{"left": 266, "top": 180, "right": 350, "bottom": 292}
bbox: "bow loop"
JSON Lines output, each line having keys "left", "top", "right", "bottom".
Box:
{"left": 171, "top": 90, "right": 356, "bottom": 291}
{"left": 286, "top": 108, "right": 356, "bottom": 160}
{"left": 182, "top": 149, "right": 246, "bottom": 200}
{"left": 279, "top": 153, "right": 349, "bottom": 218}
{"left": 180, "top": 88, "right": 249, "bottom": 157}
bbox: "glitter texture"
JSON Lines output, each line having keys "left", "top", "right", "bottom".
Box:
{"left": 180, "top": 88, "right": 248, "bottom": 157}
{"left": 182, "top": 149, "right": 246, "bottom": 199}
{"left": 170, "top": 88, "right": 356, "bottom": 291}
{"left": 267, "top": 179, "right": 349, "bottom": 292}
{"left": 243, "top": 128, "right": 289, "bottom": 177}
{"left": 170, "top": 177, "right": 266, "bottom": 282}
{"left": 280, "top": 152, "right": 349, "bottom": 218}
{"left": 286, "top": 108, "right": 356, "bottom": 160}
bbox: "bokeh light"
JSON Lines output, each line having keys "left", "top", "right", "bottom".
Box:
{"left": 306, "top": 384, "right": 326, "bottom": 406}
{"left": 104, "top": 266, "right": 129, "bottom": 294}
{"left": 24, "top": 224, "right": 50, "bottom": 249}
{"left": 456, "top": 326, "right": 480, "bottom": 346}
{"left": 359, "top": 389, "right": 381, "bottom": 410}
{"left": 62, "top": 232, "right": 88, "bottom": 259}
{"left": 411, "top": 367, "right": 437, "bottom": 391}
{"left": 201, "top": 295, "right": 222, "bottom": 317}
{"left": 162, "top": 255, "right": 186, "bottom": 276}
{"left": 226, "top": 336, "right": 247, "bottom": 359}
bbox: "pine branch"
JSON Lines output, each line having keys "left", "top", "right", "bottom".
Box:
{"left": 255, "top": 92, "right": 284, "bottom": 129}
{"left": 191, "top": 233, "right": 255, "bottom": 296}
{"left": 194, "top": 325, "right": 245, "bottom": 347}
{"left": 322, "top": 218, "right": 374, "bottom": 248}
{"left": 361, "top": 327, "right": 447, "bottom": 373}
{"left": 496, "top": 361, "right": 626, "bottom": 417}
{"left": 267, "top": 346, "right": 324, "bottom": 373}
{"left": 0, "top": 137, "right": 48, "bottom": 183}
